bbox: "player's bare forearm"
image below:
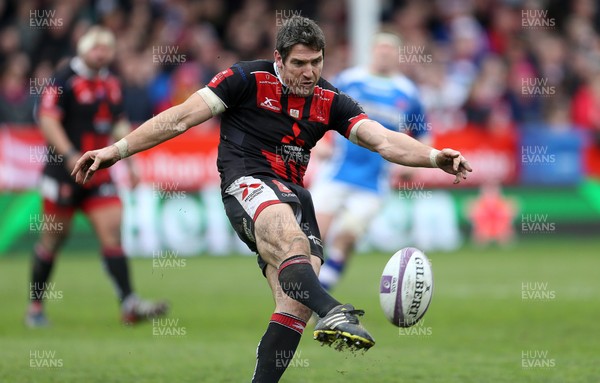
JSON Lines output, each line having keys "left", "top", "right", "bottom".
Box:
{"left": 121, "top": 93, "right": 212, "bottom": 156}
{"left": 355, "top": 120, "right": 432, "bottom": 167}
{"left": 71, "top": 92, "right": 213, "bottom": 184}
{"left": 355, "top": 120, "right": 472, "bottom": 183}
{"left": 39, "top": 115, "right": 81, "bottom": 171}
{"left": 39, "top": 115, "right": 76, "bottom": 157}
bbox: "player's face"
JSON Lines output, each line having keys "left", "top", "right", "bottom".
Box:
{"left": 371, "top": 42, "right": 399, "bottom": 76}
{"left": 275, "top": 44, "right": 323, "bottom": 96}
{"left": 83, "top": 43, "right": 115, "bottom": 71}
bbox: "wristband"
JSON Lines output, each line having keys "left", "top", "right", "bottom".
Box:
{"left": 114, "top": 138, "right": 129, "bottom": 159}
{"left": 429, "top": 149, "right": 440, "bottom": 168}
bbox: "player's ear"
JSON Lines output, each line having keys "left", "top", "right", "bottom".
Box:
{"left": 274, "top": 50, "right": 283, "bottom": 68}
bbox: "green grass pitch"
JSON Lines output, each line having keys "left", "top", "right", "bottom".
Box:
{"left": 1, "top": 238, "right": 599, "bottom": 382}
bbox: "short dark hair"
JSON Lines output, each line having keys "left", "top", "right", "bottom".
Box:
{"left": 275, "top": 16, "right": 326, "bottom": 63}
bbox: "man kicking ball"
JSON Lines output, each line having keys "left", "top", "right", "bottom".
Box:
{"left": 72, "top": 16, "right": 471, "bottom": 383}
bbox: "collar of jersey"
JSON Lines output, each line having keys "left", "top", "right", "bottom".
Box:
{"left": 273, "top": 61, "right": 287, "bottom": 89}
{"left": 70, "top": 57, "right": 109, "bottom": 79}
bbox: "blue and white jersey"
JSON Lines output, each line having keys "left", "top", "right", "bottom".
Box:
{"left": 326, "top": 67, "right": 427, "bottom": 193}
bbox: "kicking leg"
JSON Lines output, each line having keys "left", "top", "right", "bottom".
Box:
{"left": 255, "top": 203, "right": 374, "bottom": 352}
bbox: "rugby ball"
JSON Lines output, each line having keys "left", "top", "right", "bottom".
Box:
{"left": 379, "top": 247, "right": 433, "bottom": 327}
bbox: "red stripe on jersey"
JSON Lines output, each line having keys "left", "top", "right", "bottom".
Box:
{"left": 288, "top": 161, "right": 308, "bottom": 187}
{"left": 308, "top": 86, "right": 335, "bottom": 125}
{"left": 260, "top": 149, "right": 308, "bottom": 187}
{"left": 287, "top": 96, "right": 305, "bottom": 119}
{"left": 344, "top": 113, "right": 369, "bottom": 138}
{"left": 254, "top": 72, "right": 282, "bottom": 113}
{"left": 208, "top": 68, "right": 234, "bottom": 88}
{"left": 270, "top": 312, "right": 306, "bottom": 335}
{"left": 261, "top": 149, "right": 288, "bottom": 179}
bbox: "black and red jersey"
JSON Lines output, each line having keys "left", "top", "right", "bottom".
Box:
{"left": 38, "top": 57, "right": 124, "bottom": 184}
{"left": 206, "top": 60, "right": 368, "bottom": 190}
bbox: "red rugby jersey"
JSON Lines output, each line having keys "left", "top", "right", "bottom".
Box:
{"left": 207, "top": 60, "right": 368, "bottom": 189}
{"left": 38, "top": 58, "right": 124, "bottom": 185}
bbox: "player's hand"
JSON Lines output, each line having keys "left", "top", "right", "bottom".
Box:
{"left": 71, "top": 145, "right": 120, "bottom": 184}
{"left": 435, "top": 148, "right": 473, "bottom": 184}
{"left": 65, "top": 151, "right": 81, "bottom": 173}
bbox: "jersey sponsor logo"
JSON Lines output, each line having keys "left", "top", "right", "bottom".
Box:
{"left": 279, "top": 123, "right": 310, "bottom": 165}
{"left": 209, "top": 68, "right": 234, "bottom": 88}
{"left": 281, "top": 122, "right": 305, "bottom": 147}
{"left": 258, "top": 79, "right": 280, "bottom": 86}
{"left": 226, "top": 177, "right": 281, "bottom": 220}
{"left": 260, "top": 97, "right": 281, "bottom": 112}
{"left": 239, "top": 182, "right": 263, "bottom": 201}
{"left": 255, "top": 72, "right": 282, "bottom": 113}
{"left": 287, "top": 95, "right": 306, "bottom": 119}
{"left": 272, "top": 179, "right": 292, "bottom": 193}
{"left": 308, "top": 86, "right": 334, "bottom": 124}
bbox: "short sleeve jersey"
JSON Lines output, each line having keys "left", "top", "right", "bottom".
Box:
{"left": 38, "top": 58, "right": 124, "bottom": 185}
{"left": 206, "top": 60, "right": 368, "bottom": 189}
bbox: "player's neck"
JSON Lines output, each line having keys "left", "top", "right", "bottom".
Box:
{"left": 71, "top": 57, "right": 107, "bottom": 79}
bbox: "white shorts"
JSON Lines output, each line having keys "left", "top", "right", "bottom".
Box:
{"left": 311, "top": 180, "right": 382, "bottom": 238}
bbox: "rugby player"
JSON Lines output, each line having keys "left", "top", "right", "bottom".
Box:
{"left": 26, "top": 26, "right": 168, "bottom": 327}
{"left": 311, "top": 32, "right": 429, "bottom": 291}
{"left": 72, "top": 17, "right": 471, "bottom": 382}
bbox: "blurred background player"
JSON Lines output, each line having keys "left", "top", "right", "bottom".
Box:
{"left": 26, "top": 26, "right": 168, "bottom": 327}
{"left": 311, "top": 32, "right": 429, "bottom": 291}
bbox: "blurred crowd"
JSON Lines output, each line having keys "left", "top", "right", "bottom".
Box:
{"left": 1, "top": 0, "right": 600, "bottom": 137}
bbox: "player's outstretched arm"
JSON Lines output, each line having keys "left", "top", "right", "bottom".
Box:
{"left": 71, "top": 92, "right": 213, "bottom": 184}
{"left": 354, "top": 120, "right": 472, "bottom": 184}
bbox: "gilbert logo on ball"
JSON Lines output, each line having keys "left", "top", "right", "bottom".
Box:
{"left": 379, "top": 247, "right": 434, "bottom": 328}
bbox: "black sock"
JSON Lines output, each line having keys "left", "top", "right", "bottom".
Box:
{"left": 30, "top": 245, "right": 55, "bottom": 302}
{"left": 278, "top": 255, "right": 340, "bottom": 317}
{"left": 252, "top": 312, "right": 305, "bottom": 383}
{"left": 102, "top": 248, "right": 133, "bottom": 302}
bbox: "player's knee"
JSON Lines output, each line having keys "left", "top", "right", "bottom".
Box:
{"left": 259, "top": 231, "right": 310, "bottom": 266}
{"left": 39, "top": 231, "right": 69, "bottom": 254}
{"left": 287, "top": 233, "right": 310, "bottom": 256}
{"left": 256, "top": 213, "right": 310, "bottom": 263}
{"left": 276, "top": 301, "right": 313, "bottom": 323}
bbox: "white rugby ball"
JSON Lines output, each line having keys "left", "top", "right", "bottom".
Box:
{"left": 379, "top": 247, "right": 434, "bottom": 328}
